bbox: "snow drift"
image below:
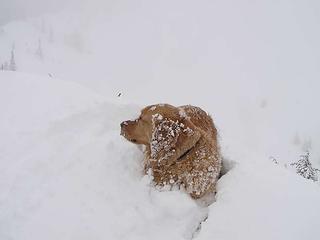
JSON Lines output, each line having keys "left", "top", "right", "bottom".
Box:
{"left": 0, "top": 72, "right": 207, "bottom": 240}
{"left": 1, "top": 71, "right": 320, "bottom": 240}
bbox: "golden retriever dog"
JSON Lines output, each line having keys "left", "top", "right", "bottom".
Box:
{"left": 120, "top": 104, "right": 221, "bottom": 199}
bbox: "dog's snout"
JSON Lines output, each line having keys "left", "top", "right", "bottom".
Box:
{"left": 121, "top": 120, "right": 136, "bottom": 127}
{"left": 120, "top": 120, "right": 133, "bottom": 136}
{"left": 120, "top": 121, "right": 127, "bottom": 136}
{"left": 120, "top": 121, "right": 128, "bottom": 128}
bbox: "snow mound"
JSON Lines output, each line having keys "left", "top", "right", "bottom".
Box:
{"left": 198, "top": 161, "right": 320, "bottom": 240}
{"left": 1, "top": 72, "right": 320, "bottom": 240}
{"left": 0, "top": 72, "right": 205, "bottom": 240}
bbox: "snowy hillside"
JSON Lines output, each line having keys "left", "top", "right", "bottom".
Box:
{"left": 1, "top": 72, "right": 320, "bottom": 240}
{"left": 1, "top": 0, "right": 320, "bottom": 239}
{"left": 1, "top": 1, "right": 320, "bottom": 165}
{"left": 0, "top": 72, "right": 208, "bottom": 239}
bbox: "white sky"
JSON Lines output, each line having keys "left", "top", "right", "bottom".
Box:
{"left": 0, "top": 0, "right": 72, "bottom": 25}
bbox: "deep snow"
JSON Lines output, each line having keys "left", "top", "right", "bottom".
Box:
{"left": 1, "top": 72, "right": 320, "bottom": 240}
{"left": 1, "top": 1, "right": 320, "bottom": 239}
{"left": 0, "top": 72, "right": 209, "bottom": 240}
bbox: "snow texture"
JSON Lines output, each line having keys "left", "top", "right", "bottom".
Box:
{"left": 1, "top": 72, "right": 320, "bottom": 240}
{"left": 0, "top": 72, "right": 207, "bottom": 240}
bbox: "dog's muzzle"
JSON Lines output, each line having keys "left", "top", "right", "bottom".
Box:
{"left": 120, "top": 121, "right": 128, "bottom": 136}
{"left": 120, "top": 120, "right": 138, "bottom": 143}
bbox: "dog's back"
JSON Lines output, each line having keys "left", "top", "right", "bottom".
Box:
{"left": 179, "top": 105, "right": 217, "bottom": 139}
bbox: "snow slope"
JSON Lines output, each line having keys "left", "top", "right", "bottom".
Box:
{"left": 1, "top": 0, "right": 320, "bottom": 166}
{"left": 0, "top": 72, "right": 208, "bottom": 240}
{"left": 1, "top": 71, "right": 320, "bottom": 240}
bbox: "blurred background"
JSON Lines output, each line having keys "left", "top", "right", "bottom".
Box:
{"left": 1, "top": 0, "right": 320, "bottom": 164}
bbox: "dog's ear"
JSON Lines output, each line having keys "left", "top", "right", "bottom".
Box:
{"left": 150, "top": 113, "right": 201, "bottom": 167}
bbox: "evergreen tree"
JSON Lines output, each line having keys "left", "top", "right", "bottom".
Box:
{"left": 41, "top": 18, "right": 46, "bottom": 34}
{"left": 290, "top": 151, "right": 319, "bottom": 181}
{"left": 9, "top": 48, "right": 17, "bottom": 71}
{"left": 49, "top": 26, "right": 54, "bottom": 43}
{"left": 3, "top": 62, "right": 8, "bottom": 70}
{"left": 36, "top": 39, "right": 43, "bottom": 60}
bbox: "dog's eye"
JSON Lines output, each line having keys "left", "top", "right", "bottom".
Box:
{"left": 135, "top": 117, "right": 141, "bottom": 122}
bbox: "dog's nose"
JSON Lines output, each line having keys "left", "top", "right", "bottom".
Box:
{"left": 120, "top": 121, "right": 128, "bottom": 136}
{"left": 121, "top": 121, "right": 128, "bottom": 128}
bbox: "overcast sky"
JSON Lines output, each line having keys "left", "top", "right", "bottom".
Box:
{"left": 0, "top": 0, "right": 118, "bottom": 26}
{"left": 0, "top": 0, "right": 71, "bottom": 25}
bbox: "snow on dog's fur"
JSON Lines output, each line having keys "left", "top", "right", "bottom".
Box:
{"left": 121, "top": 104, "right": 221, "bottom": 199}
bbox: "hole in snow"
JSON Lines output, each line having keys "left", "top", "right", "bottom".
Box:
{"left": 219, "top": 156, "right": 236, "bottom": 178}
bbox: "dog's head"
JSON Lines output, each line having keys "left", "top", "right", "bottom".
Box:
{"left": 120, "top": 104, "right": 174, "bottom": 145}
{"left": 121, "top": 104, "right": 201, "bottom": 162}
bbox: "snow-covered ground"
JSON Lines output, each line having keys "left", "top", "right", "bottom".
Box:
{"left": 1, "top": 1, "right": 320, "bottom": 239}
{"left": 1, "top": 71, "right": 320, "bottom": 239}
{"left": 0, "top": 71, "right": 209, "bottom": 240}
